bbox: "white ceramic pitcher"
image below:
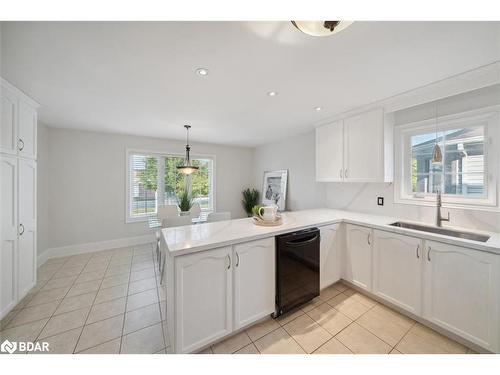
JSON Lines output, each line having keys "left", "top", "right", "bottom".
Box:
{"left": 258, "top": 205, "right": 279, "bottom": 221}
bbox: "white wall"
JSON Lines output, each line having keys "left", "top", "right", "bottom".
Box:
{"left": 253, "top": 131, "right": 326, "bottom": 211}
{"left": 40, "top": 126, "right": 254, "bottom": 253}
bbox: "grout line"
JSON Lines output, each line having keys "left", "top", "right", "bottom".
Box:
{"left": 389, "top": 321, "right": 417, "bottom": 353}
{"left": 72, "top": 253, "right": 114, "bottom": 353}
{"left": 33, "top": 255, "right": 96, "bottom": 346}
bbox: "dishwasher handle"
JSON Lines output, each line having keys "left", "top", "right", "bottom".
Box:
{"left": 284, "top": 235, "right": 319, "bottom": 247}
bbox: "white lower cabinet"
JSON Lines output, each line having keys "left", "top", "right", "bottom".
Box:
{"left": 423, "top": 240, "right": 500, "bottom": 352}
{"left": 320, "top": 224, "right": 340, "bottom": 289}
{"left": 174, "top": 238, "right": 275, "bottom": 353}
{"left": 344, "top": 224, "right": 372, "bottom": 291}
{"left": 175, "top": 246, "right": 233, "bottom": 353}
{"left": 233, "top": 237, "right": 275, "bottom": 330}
{"left": 373, "top": 230, "right": 422, "bottom": 315}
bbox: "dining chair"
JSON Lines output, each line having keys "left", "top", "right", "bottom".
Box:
{"left": 189, "top": 202, "right": 201, "bottom": 220}
{"left": 159, "top": 215, "right": 192, "bottom": 284}
{"left": 155, "top": 205, "right": 180, "bottom": 264}
{"left": 207, "top": 211, "right": 231, "bottom": 223}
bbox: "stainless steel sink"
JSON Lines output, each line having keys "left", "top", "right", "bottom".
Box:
{"left": 389, "top": 222, "right": 490, "bottom": 242}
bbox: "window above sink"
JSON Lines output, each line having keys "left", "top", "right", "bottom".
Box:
{"left": 394, "top": 107, "right": 499, "bottom": 210}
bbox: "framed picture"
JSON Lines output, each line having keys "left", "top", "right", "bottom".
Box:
{"left": 262, "top": 170, "right": 288, "bottom": 211}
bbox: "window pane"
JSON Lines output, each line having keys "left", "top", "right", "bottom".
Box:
{"left": 444, "top": 173, "right": 485, "bottom": 196}
{"left": 130, "top": 155, "right": 157, "bottom": 216}
{"left": 413, "top": 173, "right": 441, "bottom": 194}
{"left": 191, "top": 159, "right": 212, "bottom": 211}
{"left": 164, "top": 156, "right": 185, "bottom": 205}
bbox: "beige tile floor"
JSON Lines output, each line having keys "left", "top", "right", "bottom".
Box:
{"left": 1, "top": 245, "right": 477, "bottom": 355}
{"left": 0, "top": 243, "right": 169, "bottom": 354}
{"left": 200, "top": 282, "right": 478, "bottom": 355}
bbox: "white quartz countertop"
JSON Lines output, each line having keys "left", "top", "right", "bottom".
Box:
{"left": 161, "top": 208, "right": 500, "bottom": 257}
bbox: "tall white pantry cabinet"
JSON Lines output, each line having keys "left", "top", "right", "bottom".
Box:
{"left": 1, "top": 78, "right": 39, "bottom": 320}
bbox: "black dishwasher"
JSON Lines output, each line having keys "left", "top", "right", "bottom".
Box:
{"left": 275, "top": 227, "right": 320, "bottom": 317}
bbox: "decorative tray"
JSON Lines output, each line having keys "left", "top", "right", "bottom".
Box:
{"left": 252, "top": 215, "right": 283, "bottom": 227}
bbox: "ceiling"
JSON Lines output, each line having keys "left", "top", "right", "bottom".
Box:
{"left": 1, "top": 21, "right": 499, "bottom": 147}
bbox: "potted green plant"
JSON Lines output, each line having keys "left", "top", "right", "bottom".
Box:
{"left": 177, "top": 190, "right": 194, "bottom": 215}
{"left": 241, "top": 188, "right": 260, "bottom": 217}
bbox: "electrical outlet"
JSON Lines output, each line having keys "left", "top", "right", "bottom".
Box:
{"left": 377, "top": 197, "right": 384, "bottom": 206}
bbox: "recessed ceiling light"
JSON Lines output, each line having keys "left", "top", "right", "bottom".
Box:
{"left": 314, "top": 106, "right": 322, "bottom": 111}
{"left": 196, "top": 68, "right": 209, "bottom": 77}
{"left": 268, "top": 91, "right": 277, "bottom": 97}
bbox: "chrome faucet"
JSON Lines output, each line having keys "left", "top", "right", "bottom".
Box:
{"left": 436, "top": 189, "right": 450, "bottom": 227}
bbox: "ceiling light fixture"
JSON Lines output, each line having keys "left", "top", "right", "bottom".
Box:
{"left": 268, "top": 91, "right": 277, "bottom": 97}
{"left": 432, "top": 103, "right": 443, "bottom": 164}
{"left": 291, "top": 21, "right": 353, "bottom": 37}
{"left": 177, "top": 125, "right": 199, "bottom": 175}
{"left": 196, "top": 68, "right": 209, "bottom": 77}
{"left": 314, "top": 106, "right": 322, "bottom": 111}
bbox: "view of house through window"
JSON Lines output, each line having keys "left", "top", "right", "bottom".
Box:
{"left": 410, "top": 126, "right": 486, "bottom": 197}
{"left": 129, "top": 152, "right": 213, "bottom": 219}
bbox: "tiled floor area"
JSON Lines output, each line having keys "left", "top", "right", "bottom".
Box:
{"left": 0, "top": 243, "right": 169, "bottom": 354}
{"left": 1, "top": 245, "right": 477, "bottom": 355}
{"left": 200, "top": 283, "right": 477, "bottom": 354}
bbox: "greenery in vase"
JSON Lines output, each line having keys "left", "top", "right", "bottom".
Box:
{"left": 251, "top": 204, "right": 263, "bottom": 217}
{"left": 178, "top": 190, "right": 194, "bottom": 212}
{"left": 241, "top": 188, "right": 260, "bottom": 217}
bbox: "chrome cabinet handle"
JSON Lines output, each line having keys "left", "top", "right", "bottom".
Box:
{"left": 19, "top": 223, "right": 25, "bottom": 236}
{"left": 18, "top": 139, "right": 25, "bottom": 151}
{"left": 339, "top": 169, "right": 343, "bottom": 179}
{"left": 235, "top": 252, "right": 240, "bottom": 267}
{"left": 226, "top": 254, "right": 231, "bottom": 269}
{"left": 427, "top": 246, "right": 432, "bottom": 262}
{"left": 416, "top": 244, "right": 420, "bottom": 259}
{"left": 367, "top": 233, "right": 371, "bottom": 245}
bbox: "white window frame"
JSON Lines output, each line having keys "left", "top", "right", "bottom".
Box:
{"left": 125, "top": 148, "right": 216, "bottom": 223}
{"left": 394, "top": 106, "right": 499, "bottom": 210}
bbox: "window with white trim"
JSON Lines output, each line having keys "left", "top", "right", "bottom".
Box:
{"left": 395, "top": 109, "right": 499, "bottom": 208}
{"left": 127, "top": 151, "right": 214, "bottom": 222}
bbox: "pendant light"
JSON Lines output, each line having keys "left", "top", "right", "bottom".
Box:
{"left": 291, "top": 21, "right": 353, "bottom": 36}
{"left": 432, "top": 103, "right": 443, "bottom": 164}
{"left": 177, "top": 125, "right": 199, "bottom": 175}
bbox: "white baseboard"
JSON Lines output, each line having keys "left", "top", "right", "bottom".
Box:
{"left": 37, "top": 234, "right": 155, "bottom": 266}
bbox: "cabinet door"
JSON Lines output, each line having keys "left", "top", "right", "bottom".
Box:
{"left": 1, "top": 156, "right": 18, "bottom": 318}
{"left": 233, "top": 238, "right": 275, "bottom": 330}
{"left": 344, "top": 224, "right": 372, "bottom": 291}
{"left": 18, "top": 158, "right": 37, "bottom": 298}
{"left": 316, "top": 120, "right": 344, "bottom": 181}
{"left": 18, "top": 100, "right": 37, "bottom": 159}
{"left": 343, "top": 108, "right": 384, "bottom": 182}
{"left": 1, "top": 86, "right": 17, "bottom": 155}
{"left": 373, "top": 230, "right": 422, "bottom": 315}
{"left": 175, "top": 246, "right": 232, "bottom": 353}
{"left": 423, "top": 240, "right": 500, "bottom": 352}
{"left": 320, "top": 224, "right": 340, "bottom": 289}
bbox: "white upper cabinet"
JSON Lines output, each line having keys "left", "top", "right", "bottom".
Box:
{"left": 1, "top": 79, "right": 39, "bottom": 160}
{"left": 372, "top": 230, "right": 422, "bottom": 315}
{"left": 18, "top": 100, "right": 38, "bottom": 159}
{"left": 316, "top": 120, "right": 344, "bottom": 182}
{"left": 1, "top": 86, "right": 17, "bottom": 155}
{"left": 315, "top": 108, "right": 391, "bottom": 182}
{"left": 344, "top": 109, "right": 384, "bottom": 182}
{"left": 319, "top": 224, "right": 341, "bottom": 289}
{"left": 423, "top": 240, "right": 500, "bottom": 352}
{"left": 233, "top": 238, "right": 275, "bottom": 330}
{"left": 344, "top": 224, "right": 373, "bottom": 291}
